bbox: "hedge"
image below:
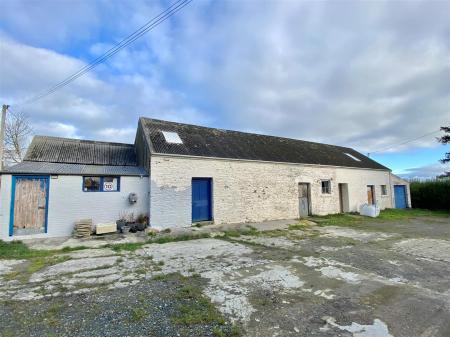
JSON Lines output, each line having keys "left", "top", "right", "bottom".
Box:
{"left": 410, "top": 179, "right": 450, "bottom": 210}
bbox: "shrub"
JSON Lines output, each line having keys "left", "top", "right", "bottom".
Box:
{"left": 410, "top": 179, "right": 450, "bottom": 210}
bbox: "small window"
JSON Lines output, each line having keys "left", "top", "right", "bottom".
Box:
{"left": 162, "top": 131, "right": 183, "bottom": 144}
{"left": 344, "top": 152, "right": 361, "bottom": 162}
{"left": 321, "top": 180, "right": 331, "bottom": 194}
{"left": 83, "top": 177, "right": 101, "bottom": 192}
{"left": 83, "top": 176, "right": 120, "bottom": 192}
{"left": 381, "top": 185, "right": 387, "bottom": 196}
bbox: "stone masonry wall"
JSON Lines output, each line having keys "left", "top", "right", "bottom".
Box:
{"left": 150, "top": 155, "right": 393, "bottom": 229}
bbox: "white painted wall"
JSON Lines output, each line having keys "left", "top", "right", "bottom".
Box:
{"left": 150, "top": 155, "right": 395, "bottom": 229}
{"left": 0, "top": 175, "right": 12, "bottom": 240}
{"left": 0, "top": 174, "right": 149, "bottom": 240}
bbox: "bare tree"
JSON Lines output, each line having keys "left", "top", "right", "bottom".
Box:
{"left": 4, "top": 110, "right": 33, "bottom": 165}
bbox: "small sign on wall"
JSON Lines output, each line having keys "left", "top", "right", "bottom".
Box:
{"left": 103, "top": 182, "right": 114, "bottom": 191}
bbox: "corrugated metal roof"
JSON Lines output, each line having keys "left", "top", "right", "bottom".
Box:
{"left": 139, "top": 117, "right": 389, "bottom": 170}
{"left": 24, "top": 136, "right": 137, "bottom": 166}
{"left": 4, "top": 161, "right": 148, "bottom": 176}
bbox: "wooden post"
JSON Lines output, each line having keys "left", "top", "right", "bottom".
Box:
{"left": 0, "top": 104, "right": 8, "bottom": 170}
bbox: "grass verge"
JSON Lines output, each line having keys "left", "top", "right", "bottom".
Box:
{"left": 310, "top": 208, "right": 449, "bottom": 227}
{"left": 0, "top": 240, "right": 89, "bottom": 260}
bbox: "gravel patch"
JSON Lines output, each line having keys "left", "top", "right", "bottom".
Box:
{"left": 317, "top": 226, "right": 396, "bottom": 242}
{"left": 393, "top": 239, "right": 450, "bottom": 263}
{"left": 0, "top": 275, "right": 236, "bottom": 337}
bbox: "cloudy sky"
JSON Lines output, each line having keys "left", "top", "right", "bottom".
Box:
{"left": 0, "top": 0, "right": 449, "bottom": 178}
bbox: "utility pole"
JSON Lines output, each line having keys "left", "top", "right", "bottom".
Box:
{"left": 0, "top": 104, "right": 8, "bottom": 171}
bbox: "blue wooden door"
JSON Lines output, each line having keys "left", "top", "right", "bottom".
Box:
{"left": 394, "top": 185, "right": 407, "bottom": 209}
{"left": 192, "top": 178, "right": 212, "bottom": 222}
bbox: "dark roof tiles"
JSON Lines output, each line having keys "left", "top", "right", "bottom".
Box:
{"left": 139, "top": 117, "right": 389, "bottom": 170}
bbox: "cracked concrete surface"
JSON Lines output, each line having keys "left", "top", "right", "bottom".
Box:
{"left": 1, "top": 215, "right": 450, "bottom": 336}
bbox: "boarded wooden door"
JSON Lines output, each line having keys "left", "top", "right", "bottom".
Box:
{"left": 298, "top": 183, "right": 310, "bottom": 217}
{"left": 367, "top": 185, "right": 375, "bottom": 205}
{"left": 12, "top": 177, "right": 49, "bottom": 235}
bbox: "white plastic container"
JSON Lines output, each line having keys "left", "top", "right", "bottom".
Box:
{"left": 359, "top": 203, "right": 380, "bottom": 218}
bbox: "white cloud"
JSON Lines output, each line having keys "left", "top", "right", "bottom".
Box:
{"left": 0, "top": 0, "right": 448, "bottom": 159}
{"left": 0, "top": 34, "right": 208, "bottom": 141}
{"left": 398, "top": 162, "right": 449, "bottom": 180}
{"left": 33, "top": 122, "right": 80, "bottom": 139}
{"left": 166, "top": 0, "right": 450, "bottom": 153}
{"left": 94, "top": 127, "right": 136, "bottom": 143}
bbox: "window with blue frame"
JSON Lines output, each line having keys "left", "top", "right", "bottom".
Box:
{"left": 83, "top": 176, "right": 120, "bottom": 192}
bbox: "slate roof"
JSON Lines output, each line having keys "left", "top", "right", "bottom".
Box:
{"left": 4, "top": 162, "right": 147, "bottom": 176}
{"left": 140, "top": 117, "right": 389, "bottom": 170}
{"left": 24, "top": 136, "right": 137, "bottom": 166}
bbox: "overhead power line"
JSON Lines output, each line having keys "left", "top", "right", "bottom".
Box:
{"left": 368, "top": 128, "right": 442, "bottom": 156}
{"left": 14, "top": 0, "right": 192, "bottom": 107}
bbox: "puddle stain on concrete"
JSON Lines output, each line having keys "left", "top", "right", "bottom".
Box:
{"left": 322, "top": 316, "right": 395, "bottom": 337}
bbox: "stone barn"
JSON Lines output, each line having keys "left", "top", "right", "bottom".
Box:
{"left": 0, "top": 117, "right": 410, "bottom": 240}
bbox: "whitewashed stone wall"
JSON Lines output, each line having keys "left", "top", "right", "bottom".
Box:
{"left": 0, "top": 175, "right": 149, "bottom": 240}
{"left": 150, "top": 155, "right": 394, "bottom": 228}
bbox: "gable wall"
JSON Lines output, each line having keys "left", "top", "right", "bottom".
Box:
{"left": 135, "top": 122, "right": 151, "bottom": 171}
{"left": 149, "top": 155, "right": 393, "bottom": 228}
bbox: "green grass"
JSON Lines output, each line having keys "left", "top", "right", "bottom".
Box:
{"left": 103, "top": 232, "right": 211, "bottom": 251}
{"left": 27, "top": 256, "right": 71, "bottom": 275}
{"left": 0, "top": 240, "right": 55, "bottom": 259}
{"left": 310, "top": 213, "right": 363, "bottom": 227}
{"left": 170, "top": 275, "right": 227, "bottom": 328}
{"left": 60, "top": 246, "right": 89, "bottom": 252}
{"left": 212, "top": 325, "right": 242, "bottom": 337}
{"left": 213, "top": 325, "right": 242, "bottom": 337}
{"left": 310, "top": 208, "right": 449, "bottom": 227}
{"left": 149, "top": 232, "right": 211, "bottom": 244}
{"left": 222, "top": 229, "right": 242, "bottom": 237}
{"left": 0, "top": 240, "right": 91, "bottom": 260}
{"left": 107, "top": 242, "right": 145, "bottom": 252}
{"left": 3, "top": 253, "right": 72, "bottom": 282}
{"left": 377, "top": 208, "right": 449, "bottom": 219}
{"left": 129, "top": 307, "right": 147, "bottom": 322}
{"left": 222, "top": 227, "right": 259, "bottom": 238}
{"left": 173, "top": 286, "right": 225, "bottom": 325}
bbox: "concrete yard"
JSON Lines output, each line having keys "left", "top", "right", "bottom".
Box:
{"left": 0, "top": 212, "right": 449, "bottom": 337}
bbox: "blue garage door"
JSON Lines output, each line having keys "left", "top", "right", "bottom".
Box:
{"left": 394, "top": 185, "right": 407, "bottom": 209}
{"left": 192, "top": 178, "right": 212, "bottom": 222}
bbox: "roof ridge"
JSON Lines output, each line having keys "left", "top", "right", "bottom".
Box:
{"left": 139, "top": 116, "right": 353, "bottom": 151}
{"left": 139, "top": 117, "right": 388, "bottom": 170}
{"left": 33, "top": 135, "right": 134, "bottom": 147}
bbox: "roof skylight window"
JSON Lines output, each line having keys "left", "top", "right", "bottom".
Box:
{"left": 162, "top": 131, "right": 183, "bottom": 144}
{"left": 344, "top": 152, "right": 361, "bottom": 161}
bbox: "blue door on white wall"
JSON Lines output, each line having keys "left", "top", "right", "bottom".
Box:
{"left": 192, "top": 178, "right": 212, "bottom": 222}
{"left": 394, "top": 185, "right": 407, "bottom": 209}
